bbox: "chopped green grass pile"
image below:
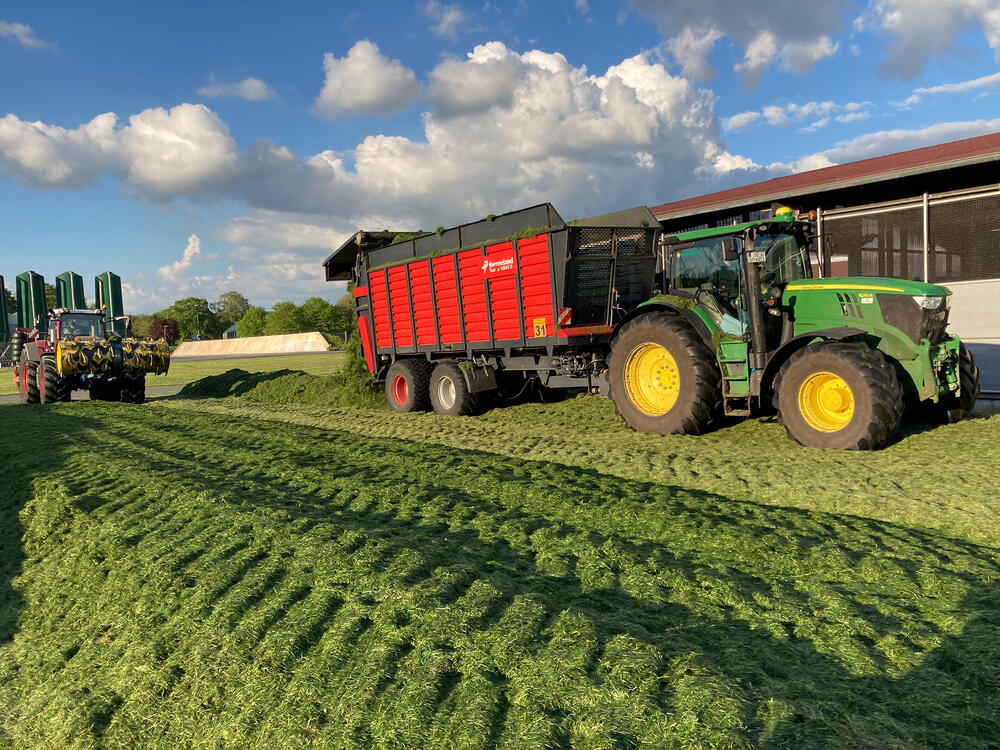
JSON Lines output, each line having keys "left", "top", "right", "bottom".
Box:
{"left": 178, "top": 332, "right": 383, "bottom": 409}
{"left": 0, "top": 353, "right": 345, "bottom": 395}
{"left": 1, "top": 386, "right": 999, "bottom": 747}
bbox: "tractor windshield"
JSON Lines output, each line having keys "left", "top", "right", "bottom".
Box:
{"left": 756, "top": 230, "right": 811, "bottom": 286}
{"left": 59, "top": 314, "right": 107, "bottom": 340}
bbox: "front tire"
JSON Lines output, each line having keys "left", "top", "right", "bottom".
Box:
{"left": 385, "top": 358, "right": 433, "bottom": 413}
{"left": 120, "top": 375, "right": 146, "bottom": 404}
{"left": 90, "top": 378, "right": 122, "bottom": 402}
{"left": 41, "top": 357, "right": 71, "bottom": 404}
{"left": 429, "top": 361, "right": 477, "bottom": 416}
{"left": 925, "top": 343, "right": 981, "bottom": 424}
{"left": 607, "top": 312, "right": 722, "bottom": 435}
{"left": 774, "top": 341, "right": 903, "bottom": 450}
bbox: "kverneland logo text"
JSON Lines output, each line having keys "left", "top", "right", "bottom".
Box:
{"left": 481, "top": 254, "right": 515, "bottom": 275}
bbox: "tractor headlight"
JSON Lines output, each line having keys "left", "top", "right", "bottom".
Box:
{"left": 912, "top": 295, "right": 944, "bottom": 310}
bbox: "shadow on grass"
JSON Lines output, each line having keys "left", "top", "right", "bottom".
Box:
{"left": 0, "top": 405, "right": 93, "bottom": 647}
{"left": 112, "top": 414, "right": 1000, "bottom": 747}
{"left": 170, "top": 369, "right": 297, "bottom": 400}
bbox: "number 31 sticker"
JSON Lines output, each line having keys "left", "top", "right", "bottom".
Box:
{"left": 533, "top": 317, "right": 547, "bottom": 337}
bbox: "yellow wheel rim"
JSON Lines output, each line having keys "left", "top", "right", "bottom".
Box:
{"left": 624, "top": 342, "right": 680, "bottom": 416}
{"left": 798, "top": 371, "right": 854, "bottom": 432}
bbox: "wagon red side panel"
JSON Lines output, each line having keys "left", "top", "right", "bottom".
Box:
{"left": 408, "top": 260, "right": 436, "bottom": 347}
{"left": 518, "top": 234, "right": 554, "bottom": 339}
{"left": 387, "top": 265, "right": 413, "bottom": 347}
{"left": 369, "top": 269, "right": 392, "bottom": 349}
{"left": 484, "top": 241, "right": 520, "bottom": 341}
{"left": 432, "top": 256, "right": 462, "bottom": 345}
{"left": 367, "top": 230, "right": 558, "bottom": 357}
{"left": 459, "top": 249, "right": 489, "bottom": 343}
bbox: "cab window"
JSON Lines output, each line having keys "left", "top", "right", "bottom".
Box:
{"left": 758, "top": 232, "right": 809, "bottom": 286}
{"left": 670, "top": 236, "right": 744, "bottom": 333}
{"left": 59, "top": 315, "right": 106, "bottom": 340}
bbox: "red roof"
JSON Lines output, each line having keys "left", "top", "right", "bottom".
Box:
{"left": 651, "top": 131, "right": 1000, "bottom": 220}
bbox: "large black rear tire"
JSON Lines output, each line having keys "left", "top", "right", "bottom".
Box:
{"left": 607, "top": 312, "right": 722, "bottom": 435}
{"left": 19, "top": 356, "right": 39, "bottom": 404}
{"left": 41, "top": 357, "right": 71, "bottom": 404}
{"left": 773, "top": 341, "right": 903, "bottom": 450}
{"left": 429, "top": 361, "right": 477, "bottom": 416}
{"left": 385, "top": 358, "right": 433, "bottom": 413}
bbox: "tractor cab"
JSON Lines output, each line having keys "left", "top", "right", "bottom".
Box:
{"left": 666, "top": 211, "right": 814, "bottom": 348}
{"left": 49, "top": 309, "right": 108, "bottom": 342}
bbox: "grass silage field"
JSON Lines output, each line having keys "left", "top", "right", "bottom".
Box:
{"left": 0, "top": 353, "right": 345, "bottom": 395}
{"left": 2, "top": 359, "right": 1000, "bottom": 748}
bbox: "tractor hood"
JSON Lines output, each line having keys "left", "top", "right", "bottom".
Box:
{"left": 784, "top": 277, "right": 950, "bottom": 297}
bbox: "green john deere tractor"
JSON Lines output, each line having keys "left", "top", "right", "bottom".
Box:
{"left": 607, "top": 208, "right": 980, "bottom": 449}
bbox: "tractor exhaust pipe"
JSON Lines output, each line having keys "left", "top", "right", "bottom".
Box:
{"left": 744, "top": 249, "right": 768, "bottom": 370}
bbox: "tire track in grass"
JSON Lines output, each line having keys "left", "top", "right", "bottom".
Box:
{"left": 159, "top": 398, "right": 1000, "bottom": 548}
{"left": 2, "top": 403, "right": 1000, "bottom": 747}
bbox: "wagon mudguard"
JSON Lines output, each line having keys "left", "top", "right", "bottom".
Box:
{"left": 760, "top": 326, "right": 866, "bottom": 396}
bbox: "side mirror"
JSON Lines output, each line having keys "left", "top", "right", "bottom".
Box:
{"left": 721, "top": 238, "right": 739, "bottom": 262}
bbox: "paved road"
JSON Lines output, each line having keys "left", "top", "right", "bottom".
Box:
{"left": 0, "top": 384, "right": 183, "bottom": 405}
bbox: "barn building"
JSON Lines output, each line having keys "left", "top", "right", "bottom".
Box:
{"left": 651, "top": 132, "right": 1000, "bottom": 394}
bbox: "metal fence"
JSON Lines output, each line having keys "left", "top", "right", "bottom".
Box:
{"left": 818, "top": 185, "right": 1000, "bottom": 283}
{"left": 0, "top": 338, "right": 13, "bottom": 369}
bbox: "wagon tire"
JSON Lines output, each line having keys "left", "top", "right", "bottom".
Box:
{"left": 385, "top": 358, "right": 433, "bottom": 413}
{"left": 429, "top": 361, "right": 478, "bottom": 416}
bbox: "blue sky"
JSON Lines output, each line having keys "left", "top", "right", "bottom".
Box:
{"left": 2, "top": 0, "right": 999, "bottom": 313}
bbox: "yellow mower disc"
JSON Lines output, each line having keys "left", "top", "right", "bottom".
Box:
{"left": 56, "top": 339, "right": 114, "bottom": 376}
{"left": 121, "top": 339, "right": 171, "bottom": 375}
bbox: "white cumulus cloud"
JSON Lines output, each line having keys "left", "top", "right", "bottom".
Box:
{"left": 422, "top": 0, "right": 471, "bottom": 37}
{"left": 114, "top": 104, "right": 243, "bottom": 198}
{"left": 863, "top": 0, "right": 1000, "bottom": 78}
{"left": 628, "top": 0, "right": 846, "bottom": 83}
{"left": 722, "top": 111, "right": 762, "bottom": 132}
{"left": 769, "top": 117, "right": 1000, "bottom": 173}
{"left": 0, "top": 112, "right": 116, "bottom": 187}
{"left": 197, "top": 77, "right": 275, "bottom": 101}
{"left": 0, "top": 42, "right": 758, "bottom": 278}
{"left": 722, "top": 99, "right": 873, "bottom": 132}
{"left": 0, "top": 103, "right": 242, "bottom": 199}
{"left": 314, "top": 40, "right": 420, "bottom": 118}
{"left": 0, "top": 20, "right": 54, "bottom": 49}
{"left": 666, "top": 26, "right": 723, "bottom": 80}
{"left": 156, "top": 235, "right": 219, "bottom": 282}
{"left": 428, "top": 42, "right": 525, "bottom": 117}
{"left": 916, "top": 70, "right": 1000, "bottom": 96}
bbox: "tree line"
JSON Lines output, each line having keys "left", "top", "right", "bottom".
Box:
{"left": 3, "top": 284, "right": 353, "bottom": 344}
{"left": 139, "top": 291, "right": 354, "bottom": 344}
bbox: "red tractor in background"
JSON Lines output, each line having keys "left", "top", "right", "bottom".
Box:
{"left": 12, "top": 308, "right": 170, "bottom": 404}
